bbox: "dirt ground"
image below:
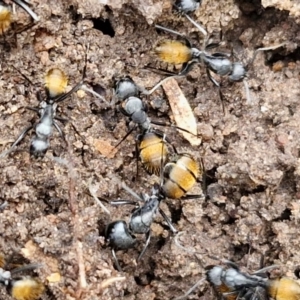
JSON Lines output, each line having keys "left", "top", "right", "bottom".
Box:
{"left": 0, "top": 0, "right": 300, "bottom": 299}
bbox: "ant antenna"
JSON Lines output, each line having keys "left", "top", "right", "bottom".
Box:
{"left": 183, "top": 13, "right": 207, "bottom": 36}
{"left": 249, "top": 43, "right": 286, "bottom": 66}
{"left": 88, "top": 179, "right": 111, "bottom": 215}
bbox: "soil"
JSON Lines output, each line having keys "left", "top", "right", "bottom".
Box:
{"left": 0, "top": 0, "right": 300, "bottom": 299}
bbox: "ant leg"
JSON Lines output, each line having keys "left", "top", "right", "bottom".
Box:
{"left": 252, "top": 265, "right": 279, "bottom": 275}
{"left": 155, "top": 25, "right": 186, "bottom": 38}
{"left": 120, "top": 181, "right": 144, "bottom": 202}
{"left": 54, "top": 116, "right": 68, "bottom": 123}
{"left": 173, "top": 278, "right": 205, "bottom": 300}
{"left": 53, "top": 121, "right": 66, "bottom": 141}
{"left": 243, "top": 79, "right": 252, "bottom": 105}
{"left": 146, "top": 74, "right": 184, "bottom": 95}
{"left": 113, "top": 125, "right": 136, "bottom": 149}
{"left": 135, "top": 138, "right": 140, "bottom": 180}
{"left": 206, "top": 68, "right": 225, "bottom": 113}
{"left": 158, "top": 133, "right": 167, "bottom": 184}
{"left": 54, "top": 81, "right": 83, "bottom": 103}
{"left": 15, "top": 21, "right": 35, "bottom": 34}
{"left": 111, "top": 249, "right": 123, "bottom": 272}
{"left": 183, "top": 13, "right": 207, "bottom": 36}
{"left": 12, "top": 0, "right": 39, "bottom": 21}
{"left": 109, "top": 200, "right": 138, "bottom": 206}
{"left": 158, "top": 208, "right": 178, "bottom": 233}
{"left": 11, "top": 65, "right": 35, "bottom": 86}
{"left": 54, "top": 46, "right": 89, "bottom": 103}
{"left": 206, "top": 68, "right": 220, "bottom": 88}
{"left": 11, "top": 263, "right": 42, "bottom": 275}
{"left": 150, "top": 119, "right": 199, "bottom": 137}
{"left": 26, "top": 106, "right": 39, "bottom": 113}
{"left": 0, "top": 125, "right": 33, "bottom": 158}
{"left": 88, "top": 180, "right": 111, "bottom": 215}
{"left": 137, "top": 231, "right": 151, "bottom": 261}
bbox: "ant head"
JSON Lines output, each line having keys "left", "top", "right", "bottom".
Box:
{"left": 114, "top": 76, "right": 139, "bottom": 100}
{"left": 229, "top": 62, "right": 247, "bottom": 82}
{"left": 105, "top": 221, "right": 136, "bottom": 250}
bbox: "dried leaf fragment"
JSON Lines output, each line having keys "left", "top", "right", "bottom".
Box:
{"left": 162, "top": 78, "right": 201, "bottom": 146}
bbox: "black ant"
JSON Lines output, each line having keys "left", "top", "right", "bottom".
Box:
{"left": 105, "top": 182, "right": 177, "bottom": 272}
{"left": 0, "top": 253, "right": 44, "bottom": 300}
{"left": 151, "top": 24, "right": 284, "bottom": 109}
{"left": 113, "top": 76, "right": 199, "bottom": 176}
{"left": 0, "top": 56, "right": 87, "bottom": 159}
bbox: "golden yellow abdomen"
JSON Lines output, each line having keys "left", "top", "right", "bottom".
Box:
{"left": 155, "top": 40, "right": 192, "bottom": 64}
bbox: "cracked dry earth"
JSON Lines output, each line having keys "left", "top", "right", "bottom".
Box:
{"left": 0, "top": 0, "right": 300, "bottom": 299}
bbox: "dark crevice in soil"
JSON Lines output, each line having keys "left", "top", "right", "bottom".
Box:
{"left": 92, "top": 18, "right": 115, "bottom": 37}
{"left": 168, "top": 204, "right": 183, "bottom": 224}
{"left": 234, "top": 0, "right": 265, "bottom": 16}
{"left": 232, "top": 244, "right": 251, "bottom": 261}
{"left": 266, "top": 47, "right": 300, "bottom": 64}
{"left": 240, "top": 185, "right": 266, "bottom": 196}
{"left": 273, "top": 208, "right": 291, "bottom": 221}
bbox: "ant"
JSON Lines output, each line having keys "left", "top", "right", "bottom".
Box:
{"left": 151, "top": 24, "right": 284, "bottom": 109}
{"left": 104, "top": 149, "right": 202, "bottom": 271}
{"left": 113, "top": 76, "right": 200, "bottom": 176}
{"left": 0, "top": 253, "right": 44, "bottom": 300}
{"left": 0, "top": 0, "right": 39, "bottom": 52}
{"left": 0, "top": 65, "right": 85, "bottom": 159}
{"left": 0, "top": 52, "right": 90, "bottom": 159}
{"left": 105, "top": 182, "right": 177, "bottom": 272}
{"left": 0, "top": 0, "right": 39, "bottom": 36}
{"left": 174, "top": 255, "right": 300, "bottom": 300}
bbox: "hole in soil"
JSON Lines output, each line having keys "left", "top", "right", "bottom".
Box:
{"left": 240, "top": 185, "right": 266, "bottom": 196}
{"left": 294, "top": 267, "right": 300, "bottom": 279}
{"left": 43, "top": 195, "right": 63, "bottom": 214}
{"left": 235, "top": 0, "right": 264, "bottom": 15}
{"left": 134, "top": 270, "right": 155, "bottom": 286}
{"left": 266, "top": 47, "right": 300, "bottom": 65}
{"left": 169, "top": 205, "right": 183, "bottom": 224}
{"left": 92, "top": 18, "right": 115, "bottom": 37}
{"left": 205, "top": 167, "right": 218, "bottom": 187}
{"left": 232, "top": 245, "right": 251, "bottom": 262}
{"left": 274, "top": 208, "right": 291, "bottom": 221}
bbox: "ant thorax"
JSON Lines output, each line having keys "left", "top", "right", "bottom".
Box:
{"left": 124, "top": 97, "right": 151, "bottom": 130}
{"left": 129, "top": 194, "right": 160, "bottom": 234}
{"left": 36, "top": 104, "right": 56, "bottom": 137}
{"left": 202, "top": 54, "right": 233, "bottom": 76}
